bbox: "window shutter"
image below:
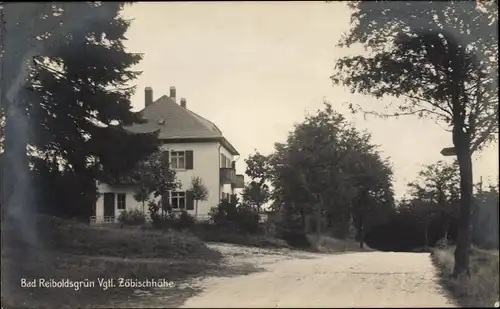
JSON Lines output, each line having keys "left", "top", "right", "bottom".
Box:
{"left": 231, "top": 161, "right": 236, "bottom": 169}
{"left": 186, "top": 190, "right": 194, "bottom": 210}
{"left": 186, "top": 150, "right": 194, "bottom": 169}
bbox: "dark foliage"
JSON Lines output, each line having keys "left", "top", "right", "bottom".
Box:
{"left": 209, "top": 197, "right": 261, "bottom": 234}
{"left": 117, "top": 209, "right": 146, "bottom": 226}
{"left": 1, "top": 3, "right": 158, "bottom": 220}
{"left": 174, "top": 211, "right": 196, "bottom": 230}
{"left": 366, "top": 211, "right": 459, "bottom": 252}
{"left": 333, "top": 0, "right": 498, "bottom": 277}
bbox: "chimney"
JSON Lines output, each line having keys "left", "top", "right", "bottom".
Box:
{"left": 145, "top": 87, "right": 153, "bottom": 107}
{"left": 180, "top": 98, "right": 187, "bottom": 108}
{"left": 169, "top": 86, "right": 176, "bottom": 102}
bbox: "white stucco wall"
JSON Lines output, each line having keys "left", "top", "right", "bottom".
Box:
{"left": 162, "top": 141, "right": 220, "bottom": 217}
{"left": 94, "top": 140, "right": 244, "bottom": 223}
{"left": 95, "top": 183, "right": 146, "bottom": 223}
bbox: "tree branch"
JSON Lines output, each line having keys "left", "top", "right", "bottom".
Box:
{"left": 401, "top": 94, "right": 454, "bottom": 119}
{"left": 470, "top": 112, "right": 499, "bottom": 153}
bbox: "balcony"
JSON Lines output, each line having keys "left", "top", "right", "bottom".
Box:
{"left": 233, "top": 174, "right": 245, "bottom": 189}
{"left": 220, "top": 168, "right": 245, "bottom": 188}
{"left": 220, "top": 167, "right": 236, "bottom": 184}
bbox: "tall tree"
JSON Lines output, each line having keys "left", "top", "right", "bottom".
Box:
{"left": 407, "top": 160, "right": 461, "bottom": 240}
{"left": 267, "top": 103, "right": 394, "bottom": 238}
{"left": 332, "top": 1, "right": 498, "bottom": 277}
{"left": 349, "top": 151, "right": 395, "bottom": 247}
{"left": 472, "top": 182, "right": 499, "bottom": 249}
{"left": 128, "top": 150, "right": 180, "bottom": 219}
{"left": 403, "top": 161, "right": 461, "bottom": 247}
{"left": 133, "top": 187, "right": 150, "bottom": 216}
{"left": 1, "top": 3, "right": 158, "bottom": 222}
{"left": 189, "top": 176, "right": 209, "bottom": 218}
{"left": 242, "top": 181, "right": 270, "bottom": 212}
{"left": 1, "top": 3, "right": 105, "bottom": 244}
{"left": 243, "top": 151, "right": 271, "bottom": 212}
{"left": 28, "top": 2, "right": 159, "bottom": 178}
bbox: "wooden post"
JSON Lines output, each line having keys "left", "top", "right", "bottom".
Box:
{"left": 479, "top": 176, "right": 483, "bottom": 194}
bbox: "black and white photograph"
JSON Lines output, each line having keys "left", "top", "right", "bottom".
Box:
{"left": 0, "top": 1, "right": 498, "bottom": 308}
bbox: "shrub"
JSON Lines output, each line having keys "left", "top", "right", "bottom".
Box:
{"left": 209, "top": 198, "right": 238, "bottom": 226}
{"left": 435, "top": 237, "right": 451, "bottom": 250}
{"left": 236, "top": 204, "right": 260, "bottom": 234}
{"left": 149, "top": 208, "right": 196, "bottom": 231}
{"left": 209, "top": 199, "right": 260, "bottom": 234}
{"left": 276, "top": 219, "right": 312, "bottom": 249}
{"left": 279, "top": 228, "right": 312, "bottom": 249}
{"left": 148, "top": 200, "right": 160, "bottom": 219}
{"left": 151, "top": 212, "right": 177, "bottom": 230}
{"left": 117, "top": 209, "right": 146, "bottom": 226}
{"left": 174, "top": 211, "right": 196, "bottom": 230}
{"left": 148, "top": 200, "right": 176, "bottom": 230}
{"left": 150, "top": 213, "right": 164, "bottom": 229}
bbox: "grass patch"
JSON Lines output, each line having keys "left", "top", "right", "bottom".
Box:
{"left": 1, "top": 215, "right": 223, "bottom": 308}
{"left": 308, "top": 235, "right": 374, "bottom": 253}
{"left": 189, "top": 223, "right": 373, "bottom": 254}
{"left": 431, "top": 246, "right": 499, "bottom": 307}
{"left": 189, "top": 223, "right": 291, "bottom": 249}
{"left": 33, "top": 216, "right": 222, "bottom": 260}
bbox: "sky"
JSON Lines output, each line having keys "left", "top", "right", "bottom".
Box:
{"left": 121, "top": 1, "right": 498, "bottom": 198}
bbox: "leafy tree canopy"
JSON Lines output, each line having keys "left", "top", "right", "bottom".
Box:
{"left": 266, "top": 103, "right": 395, "bottom": 238}
{"left": 331, "top": 0, "right": 498, "bottom": 277}
{"left": 332, "top": 1, "right": 498, "bottom": 153}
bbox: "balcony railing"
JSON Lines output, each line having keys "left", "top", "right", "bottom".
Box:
{"left": 220, "top": 167, "right": 236, "bottom": 184}
{"left": 90, "top": 214, "right": 211, "bottom": 225}
{"left": 89, "top": 216, "right": 116, "bottom": 225}
{"left": 233, "top": 174, "right": 245, "bottom": 188}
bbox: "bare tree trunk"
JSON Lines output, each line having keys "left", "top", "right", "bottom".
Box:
{"left": 359, "top": 215, "right": 364, "bottom": 249}
{"left": 424, "top": 224, "right": 429, "bottom": 250}
{"left": 453, "top": 131, "right": 473, "bottom": 278}
{"left": 315, "top": 205, "right": 321, "bottom": 237}
{"left": 300, "top": 206, "right": 306, "bottom": 233}
{"left": 195, "top": 200, "right": 198, "bottom": 218}
{"left": 316, "top": 195, "right": 323, "bottom": 237}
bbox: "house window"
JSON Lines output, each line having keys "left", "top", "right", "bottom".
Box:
{"left": 117, "top": 193, "right": 126, "bottom": 210}
{"left": 220, "top": 154, "right": 232, "bottom": 169}
{"left": 220, "top": 154, "right": 227, "bottom": 167}
{"left": 172, "top": 191, "right": 186, "bottom": 210}
{"left": 171, "top": 151, "right": 186, "bottom": 169}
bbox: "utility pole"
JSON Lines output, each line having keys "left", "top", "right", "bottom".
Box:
{"left": 0, "top": 1, "right": 5, "bottom": 213}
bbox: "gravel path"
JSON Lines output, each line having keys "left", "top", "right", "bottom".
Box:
{"left": 179, "top": 244, "right": 456, "bottom": 308}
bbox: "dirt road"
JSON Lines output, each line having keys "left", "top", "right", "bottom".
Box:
{"left": 178, "top": 244, "right": 456, "bottom": 308}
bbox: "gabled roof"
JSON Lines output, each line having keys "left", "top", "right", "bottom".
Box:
{"left": 126, "top": 95, "right": 222, "bottom": 139}
{"left": 126, "top": 95, "right": 239, "bottom": 155}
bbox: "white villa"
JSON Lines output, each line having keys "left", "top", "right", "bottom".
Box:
{"left": 92, "top": 86, "right": 244, "bottom": 224}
